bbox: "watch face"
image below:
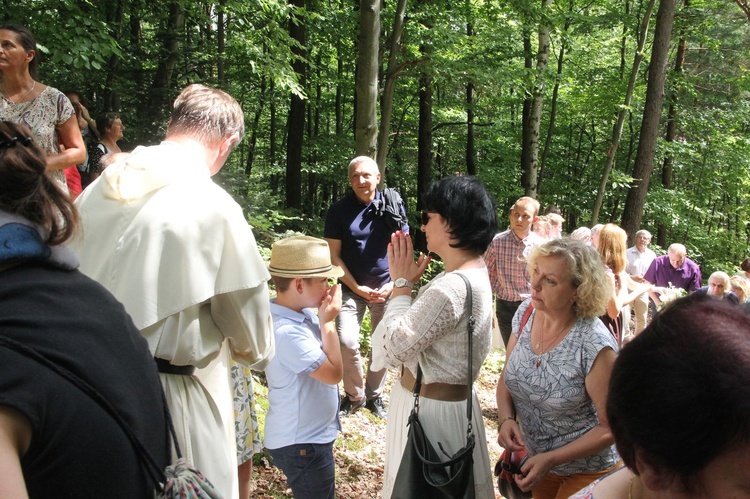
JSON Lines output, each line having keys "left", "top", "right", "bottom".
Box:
{"left": 395, "top": 278, "right": 411, "bottom": 288}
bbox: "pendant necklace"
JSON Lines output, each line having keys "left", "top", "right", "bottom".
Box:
{"left": 3, "top": 80, "right": 36, "bottom": 104}
{"left": 535, "top": 317, "right": 573, "bottom": 368}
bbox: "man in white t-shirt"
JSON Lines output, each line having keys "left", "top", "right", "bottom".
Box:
{"left": 625, "top": 230, "right": 657, "bottom": 334}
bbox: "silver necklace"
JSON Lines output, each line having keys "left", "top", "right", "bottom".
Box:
{"left": 3, "top": 80, "right": 36, "bottom": 104}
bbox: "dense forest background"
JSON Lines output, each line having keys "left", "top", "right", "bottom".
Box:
{"left": 5, "top": 0, "right": 749, "bottom": 276}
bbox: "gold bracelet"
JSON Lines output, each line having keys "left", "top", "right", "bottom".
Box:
{"left": 498, "top": 416, "right": 515, "bottom": 431}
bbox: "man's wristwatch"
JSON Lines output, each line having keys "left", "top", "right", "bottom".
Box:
{"left": 394, "top": 277, "right": 413, "bottom": 290}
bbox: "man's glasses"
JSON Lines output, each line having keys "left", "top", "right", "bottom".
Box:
{"left": 421, "top": 210, "right": 437, "bottom": 226}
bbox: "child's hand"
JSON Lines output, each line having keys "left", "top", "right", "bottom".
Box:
{"left": 319, "top": 283, "right": 342, "bottom": 324}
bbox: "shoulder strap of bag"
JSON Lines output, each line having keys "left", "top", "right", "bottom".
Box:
{"left": 0, "top": 334, "right": 175, "bottom": 489}
{"left": 414, "top": 271, "right": 474, "bottom": 435}
{"left": 518, "top": 302, "right": 534, "bottom": 338}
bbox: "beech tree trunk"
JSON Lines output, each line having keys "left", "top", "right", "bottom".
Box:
{"left": 520, "top": 30, "right": 533, "bottom": 187}
{"left": 591, "top": 0, "right": 656, "bottom": 225}
{"left": 285, "top": 0, "right": 306, "bottom": 209}
{"left": 539, "top": 8, "right": 571, "bottom": 195}
{"left": 146, "top": 1, "right": 185, "bottom": 136}
{"left": 657, "top": 0, "right": 688, "bottom": 247}
{"left": 376, "top": 0, "right": 408, "bottom": 175}
{"left": 621, "top": 0, "right": 678, "bottom": 242}
{"left": 354, "top": 0, "right": 380, "bottom": 159}
{"left": 217, "top": 0, "right": 226, "bottom": 88}
{"left": 521, "top": 0, "right": 552, "bottom": 198}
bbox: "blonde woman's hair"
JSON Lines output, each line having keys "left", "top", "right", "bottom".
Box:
{"left": 730, "top": 275, "right": 750, "bottom": 303}
{"left": 547, "top": 213, "right": 564, "bottom": 227}
{"left": 527, "top": 238, "right": 610, "bottom": 318}
{"left": 597, "top": 223, "right": 627, "bottom": 274}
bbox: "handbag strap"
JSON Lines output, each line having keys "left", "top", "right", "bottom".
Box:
{"left": 0, "top": 334, "right": 178, "bottom": 489}
{"left": 518, "top": 302, "right": 534, "bottom": 338}
{"left": 413, "top": 271, "right": 474, "bottom": 438}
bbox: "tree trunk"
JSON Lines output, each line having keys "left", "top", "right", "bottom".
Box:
{"left": 335, "top": 0, "right": 345, "bottom": 137}
{"left": 520, "top": 30, "right": 533, "bottom": 185}
{"left": 657, "top": 0, "right": 688, "bottom": 247}
{"left": 466, "top": 82, "right": 476, "bottom": 176}
{"left": 376, "top": 0, "right": 408, "bottom": 174}
{"left": 521, "top": 0, "right": 552, "bottom": 198}
{"left": 245, "top": 76, "right": 267, "bottom": 176}
{"left": 285, "top": 0, "right": 306, "bottom": 209}
{"left": 148, "top": 1, "right": 185, "bottom": 121}
{"left": 354, "top": 0, "right": 380, "bottom": 160}
{"left": 539, "top": 6, "right": 572, "bottom": 195}
{"left": 416, "top": 72, "right": 432, "bottom": 252}
{"left": 621, "top": 0, "right": 677, "bottom": 243}
{"left": 465, "top": 3, "right": 476, "bottom": 176}
{"left": 591, "top": 0, "right": 656, "bottom": 225}
{"left": 735, "top": 0, "right": 750, "bottom": 23}
{"left": 217, "top": 0, "right": 226, "bottom": 88}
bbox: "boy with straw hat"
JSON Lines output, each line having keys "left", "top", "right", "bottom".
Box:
{"left": 264, "top": 236, "right": 344, "bottom": 499}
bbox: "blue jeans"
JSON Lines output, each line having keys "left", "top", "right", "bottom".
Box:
{"left": 268, "top": 441, "right": 336, "bottom": 499}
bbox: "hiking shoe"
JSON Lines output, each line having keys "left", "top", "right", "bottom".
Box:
{"left": 339, "top": 396, "right": 365, "bottom": 417}
{"left": 365, "top": 397, "right": 388, "bottom": 420}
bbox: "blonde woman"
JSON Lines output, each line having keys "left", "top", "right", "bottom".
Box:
{"left": 730, "top": 275, "right": 750, "bottom": 313}
{"left": 596, "top": 224, "right": 651, "bottom": 344}
{"left": 497, "top": 239, "right": 622, "bottom": 498}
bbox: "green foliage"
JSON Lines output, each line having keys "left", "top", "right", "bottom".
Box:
{"left": 7, "top": 0, "right": 749, "bottom": 275}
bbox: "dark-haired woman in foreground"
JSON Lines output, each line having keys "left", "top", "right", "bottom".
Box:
{"left": 372, "top": 175, "right": 499, "bottom": 497}
{"left": 0, "top": 121, "right": 169, "bottom": 497}
{"left": 570, "top": 293, "right": 750, "bottom": 498}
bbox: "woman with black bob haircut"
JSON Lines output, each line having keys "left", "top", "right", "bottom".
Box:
{"left": 0, "top": 121, "right": 170, "bottom": 497}
{"left": 420, "top": 174, "right": 498, "bottom": 254}
{"left": 372, "top": 175, "right": 499, "bottom": 497}
{"left": 570, "top": 293, "right": 750, "bottom": 498}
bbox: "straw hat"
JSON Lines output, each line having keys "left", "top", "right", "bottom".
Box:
{"left": 268, "top": 236, "right": 344, "bottom": 278}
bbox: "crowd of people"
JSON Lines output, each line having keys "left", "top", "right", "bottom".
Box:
{"left": 2, "top": 22, "right": 750, "bottom": 499}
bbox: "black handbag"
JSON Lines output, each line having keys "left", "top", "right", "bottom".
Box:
{"left": 391, "top": 272, "right": 476, "bottom": 499}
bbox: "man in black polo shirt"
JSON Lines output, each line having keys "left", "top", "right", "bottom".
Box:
{"left": 324, "top": 156, "right": 408, "bottom": 419}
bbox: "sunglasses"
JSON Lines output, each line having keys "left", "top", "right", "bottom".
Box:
{"left": 421, "top": 210, "right": 437, "bottom": 226}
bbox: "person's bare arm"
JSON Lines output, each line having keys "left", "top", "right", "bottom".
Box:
{"left": 78, "top": 102, "right": 100, "bottom": 139}
{"left": 310, "top": 284, "right": 344, "bottom": 384}
{"left": 496, "top": 332, "right": 525, "bottom": 452}
{"left": 0, "top": 406, "right": 31, "bottom": 498}
{"left": 47, "top": 117, "right": 85, "bottom": 170}
{"left": 514, "top": 347, "right": 617, "bottom": 492}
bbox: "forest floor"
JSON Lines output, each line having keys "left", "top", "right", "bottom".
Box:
{"left": 250, "top": 349, "right": 507, "bottom": 498}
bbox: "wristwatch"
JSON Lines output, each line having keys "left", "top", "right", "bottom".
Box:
{"left": 394, "top": 277, "right": 413, "bottom": 290}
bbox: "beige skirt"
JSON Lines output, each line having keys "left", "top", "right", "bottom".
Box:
{"left": 382, "top": 380, "right": 495, "bottom": 498}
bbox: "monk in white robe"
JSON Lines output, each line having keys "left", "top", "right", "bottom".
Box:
{"left": 71, "top": 85, "right": 274, "bottom": 499}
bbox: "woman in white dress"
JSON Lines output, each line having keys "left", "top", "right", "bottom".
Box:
{"left": 372, "top": 175, "right": 498, "bottom": 498}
